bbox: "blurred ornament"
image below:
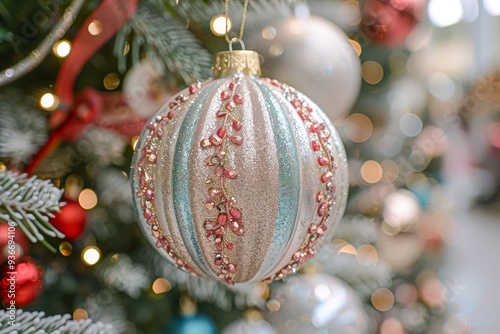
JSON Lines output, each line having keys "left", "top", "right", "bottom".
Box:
{"left": 361, "top": 0, "right": 424, "bottom": 47}
{"left": 0, "top": 223, "right": 29, "bottom": 263}
{"left": 132, "top": 50, "right": 348, "bottom": 285}
{"left": 50, "top": 199, "right": 87, "bottom": 241}
{"left": 167, "top": 295, "right": 217, "bottom": 334}
{"left": 251, "top": 15, "right": 361, "bottom": 121}
{"left": 223, "top": 309, "right": 277, "bottom": 334}
{"left": 123, "top": 59, "right": 171, "bottom": 118}
{"left": 0, "top": 256, "right": 43, "bottom": 307}
{"left": 267, "top": 272, "right": 369, "bottom": 333}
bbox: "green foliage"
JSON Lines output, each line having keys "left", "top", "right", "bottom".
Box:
{"left": 114, "top": 2, "right": 212, "bottom": 84}
{"left": 0, "top": 310, "right": 115, "bottom": 333}
{"left": 0, "top": 171, "right": 64, "bottom": 251}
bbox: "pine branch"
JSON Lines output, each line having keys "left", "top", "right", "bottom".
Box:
{"left": 0, "top": 309, "right": 115, "bottom": 334}
{"left": 114, "top": 2, "right": 213, "bottom": 85}
{"left": 0, "top": 91, "right": 48, "bottom": 166}
{"left": 0, "top": 171, "right": 65, "bottom": 251}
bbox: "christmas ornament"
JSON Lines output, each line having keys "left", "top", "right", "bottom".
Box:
{"left": 132, "top": 50, "right": 348, "bottom": 285}
{"left": 251, "top": 15, "right": 360, "bottom": 121}
{"left": 267, "top": 272, "right": 369, "bottom": 333}
{"left": 0, "top": 256, "right": 43, "bottom": 307}
{"left": 166, "top": 295, "right": 217, "bottom": 334}
{"left": 360, "top": 0, "right": 424, "bottom": 47}
{"left": 50, "top": 199, "right": 87, "bottom": 241}
{"left": 123, "top": 59, "right": 172, "bottom": 118}
{"left": 0, "top": 223, "right": 29, "bottom": 263}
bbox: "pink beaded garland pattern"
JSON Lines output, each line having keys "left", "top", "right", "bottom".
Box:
{"left": 132, "top": 75, "right": 348, "bottom": 285}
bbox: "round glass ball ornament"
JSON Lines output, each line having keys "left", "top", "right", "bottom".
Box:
{"left": 131, "top": 50, "right": 348, "bottom": 285}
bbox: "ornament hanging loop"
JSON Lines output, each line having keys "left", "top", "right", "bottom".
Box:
{"left": 228, "top": 38, "right": 246, "bottom": 52}
{"left": 224, "top": 0, "right": 249, "bottom": 48}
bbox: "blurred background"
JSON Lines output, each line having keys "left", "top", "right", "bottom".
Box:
{"left": 0, "top": 0, "right": 499, "bottom": 333}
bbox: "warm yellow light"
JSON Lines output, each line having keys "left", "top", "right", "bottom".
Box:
{"left": 356, "top": 244, "right": 378, "bottom": 265}
{"left": 73, "top": 308, "right": 89, "bottom": 320}
{"left": 88, "top": 20, "right": 102, "bottom": 36}
{"left": 338, "top": 244, "right": 357, "bottom": 255}
{"left": 361, "top": 160, "right": 383, "bottom": 184}
{"left": 40, "top": 93, "right": 58, "bottom": 111}
{"left": 0, "top": 162, "right": 6, "bottom": 172}
{"left": 266, "top": 299, "right": 281, "bottom": 312}
{"left": 78, "top": 188, "right": 98, "bottom": 210}
{"left": 372, "top": 288, "right": 395, "bottom": 312}
{"left": 131, "top": 136, "right": 140, "bottom": 150}
{"left": 261, "top": 26, "right": 277, "bottom": 40}
{"left": 349, "top": 39, "right": 362, "bottom": 56}
{"left": 361, "top": 61, "right": 384, "bottom": 84}
{"left": 152, "top": 278, "right": 172, "bottom": 294}
{"left": 82, "top": 246, "right": 101, "bottom": 265}
{"left": 344, "top": 113, "right": 373, "bottom": 143}
{"left": 53, "top": 40, "right": 71, "bottom": 58}
{"left": 103, "top": 73, "right": 120, "bottom": 90}
{"left": 59, "top": 241, "right": 73, "bottom": 256}
{"left": 210, "top": 14, "right": 231, "bottom": 36}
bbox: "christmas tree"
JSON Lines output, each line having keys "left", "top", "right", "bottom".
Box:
{"left": 1, "top": 0, "right": 489, "bottom": 333}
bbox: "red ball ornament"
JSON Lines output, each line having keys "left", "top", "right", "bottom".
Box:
{"left": 0, "top": 223, "right": 29, "bottom": 264}
{"left": 360, "top": 0, "right": 424, "bottom": 47}
{"left": 1, "top": 256, "right": 43, "bottom": 307}
{"left": 50, "top": 199, "right": 87, "bottom": 241}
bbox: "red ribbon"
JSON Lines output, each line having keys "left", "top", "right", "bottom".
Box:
{"left": 26, "top": 0, "right": 138, "bottom": 174}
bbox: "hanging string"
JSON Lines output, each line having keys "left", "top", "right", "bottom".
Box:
{"left": 224, "top": 0, "right": 249, "bottom": 49}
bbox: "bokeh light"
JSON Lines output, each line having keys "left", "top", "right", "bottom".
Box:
{"left": 395, "top": 283, "right": 419, "bottom": 305}
{"left": 400, "top": 113, "right": 423, "bottom": 137}
{"left": 269, "top": 44, "right": 284, "bottom": 58}
{"left": 103, "top": 73, "right": 120, "bottom": 90}
{"left": 428, "top": 72, "right": 455, "bottom": 101}
{"left": 73, "top": 308, "right": 88, "bottom": 320}
{"left": 361, "top": 61, "right": 384, "bottom": 84}
{"left": 152, "top": 278, "right": 172, "bottom": 294}
{"left": 383, "top": 190, "right": 421, "bottom": 229}
{"left": 361, "top": 160, "right": 383, "bottom": 184}
{"left": 81, "top": 246, "right": 101, "bottom": 265}
{"left": 428, "top": 0, "right": 463, "bottom": 28}
{"left": 349, "top": 39, "right": 362, "bottom": 56}
{"left": 344, "top": 113, "right": 373, "bottom": 143}
{"left": 380, "top": 317, "right": 405, "bottom": 334}
{"left": 261, "top": 26, "right": 277, "bottom": 40}
{"left": 88, "top": 20, "right": 102, "bottom": 36}
{"left": 371, "top": 288, "right": 395, "bottom": 312}
{"left": 484, "top": 0, "right": 500, "bottom": 16}
{"left": 267, "top": 299, "right": 281, "bottom": 312}
{"left": 488, "top": 123, "right": 500, "bottom": 148}
{"left": 356, "top": 244, "right": 378, "bottom": 265}
{"left": 381, "top": 160, "right": 399, "bottom": 183}
{"left": 340, "top": 0, "right": 361, "bottom": 26}
{"left": 445, "top": 314, "right": 470, "bottom": 334}
{"left": 78, "top": 188, "right": 98, "bottom": 210}
{"left": 39, "top": 93, "right": 58, "bottom": 111}
{"left": 0, "top": 162, "right": 6, "bottom": 172}
{"left": 210, "top": 14, "right": 231, "bottom": 36}
{"left": 59, "top": 242, "right": 72, "bottom": 256}
{"left": 53, "top": 40, "right": 71, "bottom": 58}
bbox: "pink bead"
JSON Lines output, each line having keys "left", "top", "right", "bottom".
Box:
{"left": 232, "top": 120, "right": 242, "bottom": 131}
{"left": 200, "top": 139, "right": 212, "bottom": 148}
{"left": 217, "top": 126, "right": 227, "bottom": 139}
{"left": 221, "top": 91, "right": 231, "bottom": 101}
{"left": 203, "top": 220, "right": 218, "bottom": 231}
{"left": 216, "top": 110, "right": 227, "bottom": 118}
{"left": 223, "top": 169, "right": 238, "bottom": 179}
{"left": 228, "top": 263, "right": 236, "bottom": 273}
{"left": 189, "top": 84, "right": 198, "bottom": 94}
{"left": 145, "top": 189, "right": 154, "bottom": 199}
{"left": 167, "top": 111, "right": 174, "bottom": 119}
{"left": 312, "top": 141, "right": 321, "bottom": 151}
{"left": 209, "top": 134, "right": 222, "bottom": 146}
{"left": 317, "top": 157, "right": 329, "bottom": 166}
{"left": 317, "top": 202, "right": 329, "bottom": 217}
{"left": 218, "top": 213, "right": 227, "bottom": 226}
{"left": 321, "top": 171, "right": 333, "bottom": 183}
{"left": 229, "top": 82, "right": 235, "bottom": 90}
{"left": 230, "top": 135, "right": 243, "bottom": 146}
{"left": 215, "top": 166, "right": 223, "bottom": 177}
{"left": 230, "top": 208, "right": 241, "bottom": 220}
{"left": 226, "top": 243, "right": 233, "bottom": 250}
{"left": 233, "top": 94, "right": 243, "bottom": 105}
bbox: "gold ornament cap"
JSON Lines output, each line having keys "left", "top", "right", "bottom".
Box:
{"left": 212, "top": 50, "right": 261, "bottom": 78}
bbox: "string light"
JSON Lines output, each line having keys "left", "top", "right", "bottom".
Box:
{"left": 152, "top": 278, "right": 172, "bottom": 294}
{"left": 81, "top": 246, "right": 101, "bottom": 265}
{"left": 88, "top": 20, "right": 102, "bottom": 36}
{"left": 39, "top": 93, "right": 58, "bottom": 111}
{"left": 59, "top": 242, "right": 73, "bottom": 256}
{"left": 103, "top": 73, "right": 120, "bottom": 90}
{"left": 53, "top": 40, "right": 72, "bottom": 58}
{"left": 210, "top": 14, "right": 232, "bottom": 36}
{"left": 371, "top": 288, "right": 395, "bottom": 312}
{"left": 78, "top": 188, "right": 98, "bottom": 210}
{"left": 73, "top": 308, "right": 89, "bottom": 320}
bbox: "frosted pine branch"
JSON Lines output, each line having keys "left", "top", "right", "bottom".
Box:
{"left": 0, "top": 309, "right": 115, "bottom": 334}
{"left": 114, "top": 2, "right": 212, "bottom": 84}
{"left": 0, "top": 171, "right": 65, "bottom": 251}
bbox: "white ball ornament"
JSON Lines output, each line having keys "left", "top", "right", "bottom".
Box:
{"left": 252, "top": 15, "right": 361, "bottom": 121}
{"left": 132, "top": 50, "right": 348, "bottom": 285}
